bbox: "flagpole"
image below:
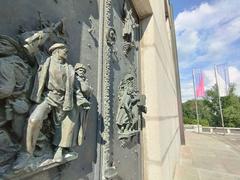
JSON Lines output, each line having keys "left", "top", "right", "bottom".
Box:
{"left": 214, "top": 65, "right": 225, "bottom": 135}
{"left": 192, "top": 69, "right": 200, "bottom": 133}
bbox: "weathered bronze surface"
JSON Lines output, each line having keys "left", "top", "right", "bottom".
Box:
{"left": 0, "top": 0, "right": 146, "bottom": 179}
{"left": 0, "top": 18, "right": 94, "bottom": 178}
{"left": 100, "top": 0, "right": 144, "bottom": 179}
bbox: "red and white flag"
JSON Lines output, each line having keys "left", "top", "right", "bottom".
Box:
{"left": 193, "top": 69, "right": 205, "bottom": 98}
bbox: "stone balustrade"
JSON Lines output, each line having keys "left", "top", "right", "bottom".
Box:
{"left": 184, "top": 124, "right": 240, "bottom": 135}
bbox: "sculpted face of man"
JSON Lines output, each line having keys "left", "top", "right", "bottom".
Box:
{"left": 76, "top": 68, "right": 86, "bottom": 78}
{"left": 56, "top": 47, "right": 68, "bottom": 61}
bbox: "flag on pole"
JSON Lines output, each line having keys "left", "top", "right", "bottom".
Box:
{"left": 215, "top": 64, "right": 230, "bottom": 97}
{"left": 193, "top": 69, "right": 205, "bottom": 98}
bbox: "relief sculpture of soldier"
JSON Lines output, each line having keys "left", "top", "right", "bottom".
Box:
{"left": 0, "top": 18, "right": 94, "bottom": 177}
{"left": 73, "top": 63, "right": 93, "bottom": 145}
{"left": 13, "top": 43, "right": 93, "bottom": 171}
{"left": 116, "top": 74, "right": 146, "bottom": 147}
{"left": 51, "top": 63, "right": 93, "bottom": 161}
{"left": 0, "top": 20, "right": 65, "bottom": 175}
{"left": 10, "top": 43, "right": 72, "bottom": 170}
{"left": 28, "top": 43, "right": 74, "bottom": 161}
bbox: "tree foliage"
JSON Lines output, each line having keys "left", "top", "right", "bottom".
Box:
{"left": 182, "top": 84, "right": 240, "bottom": 127}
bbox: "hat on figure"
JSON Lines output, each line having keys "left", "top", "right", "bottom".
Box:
{"left": 75, "top": 63, "right": 87, "bottom": 72}
{"left": 49, "top": 43, "right": 66, "bottom": 53}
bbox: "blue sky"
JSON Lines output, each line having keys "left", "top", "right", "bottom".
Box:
{"left": 171, "top": 0, "right": 204, "bottom": 17}
{"left": 171, "top": 0, "right": 240, "bottom": 102}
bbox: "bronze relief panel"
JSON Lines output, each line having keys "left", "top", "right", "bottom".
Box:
{"left": 0, "top": 0, "right": 99, "bottom": 179}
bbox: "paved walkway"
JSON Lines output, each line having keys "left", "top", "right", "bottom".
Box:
{"left": 174, "top": 132, "right": 240, "bottom": 180}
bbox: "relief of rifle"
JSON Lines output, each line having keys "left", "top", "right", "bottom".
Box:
{"left": 21, "top": 20, "right": 64, "bottom": 55}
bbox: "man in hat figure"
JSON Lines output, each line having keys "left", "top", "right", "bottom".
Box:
{"left": 13, "top": 43, "right": 75, "bottom": 169}
{"left": 53, "top": 63, "right": 93, "bottom": 151}
{"left": 74, "top": 63, "right": 93, "bottom": 145}
{"left": 74, "top": 63, "right": 92, "bottom": 109}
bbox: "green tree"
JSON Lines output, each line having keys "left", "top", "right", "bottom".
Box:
{"left": 182, "top": 99, "right": 211, "bottom": 126}
{"left": 182, "top": 84, "right": 240, "bottom": 127}
{"left": 204, "top": 84, "right": 240, "bottom": 127}
{"left": 222, "top": 85, "right": 240, "bottom": 127}
{"left": 204, "top": 85, "right": 221, "bottom": 126}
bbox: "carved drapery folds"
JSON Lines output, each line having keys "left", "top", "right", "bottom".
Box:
{"left": 0, "top": 18, "right": 93, "bottom": 179}
{"left": 116, "top": 74, "right": 146, "bottom": 147}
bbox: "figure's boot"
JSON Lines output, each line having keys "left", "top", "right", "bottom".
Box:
{"left": 53, "top": 147, "right": 63, "bottom": 163}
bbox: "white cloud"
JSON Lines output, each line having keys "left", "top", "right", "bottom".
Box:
{"left": 175, "top": 0, "right": 240, "bottom": 101}
{"left": 175, "top": 0, "right": 240, "bottom": 68}
{"left": 177, "top": 30, "right": 200, "bottom": 54}
{"left": 181, "top": 82, "right": 194, "bottom": 102}
{"left": 203, "top": 66, "right": 240, "bottom": 95}
{"left": 175, "top": 3, "right": 215, "bottom": 32}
